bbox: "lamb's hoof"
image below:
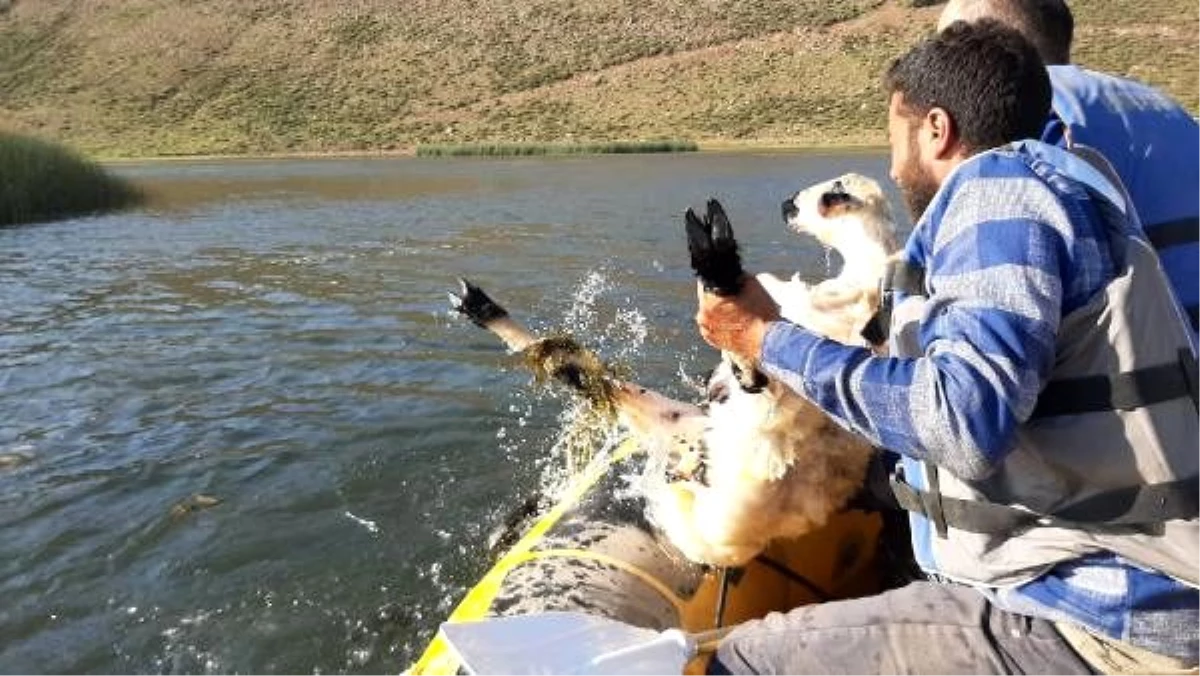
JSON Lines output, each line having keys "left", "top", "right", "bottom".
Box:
{"left": 685, "top": 198, "right": 744, "bottom": 296}
{"left": 448, "top": 278, "right": 509, "bottom": 328}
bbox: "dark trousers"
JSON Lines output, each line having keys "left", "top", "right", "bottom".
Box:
{"left": 708, "top": 581, "right": 1094, "bottom": 675}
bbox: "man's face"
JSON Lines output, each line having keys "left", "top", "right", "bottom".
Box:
{"left": 887, "top": 92, "right": 940, "bottom": 221}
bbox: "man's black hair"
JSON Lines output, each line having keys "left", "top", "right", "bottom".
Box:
{"left": 883, "top": 20, "right": 1051, "bottom": 154}
{"left": 963, "top": 0, "right": 1074, "bottom": 64}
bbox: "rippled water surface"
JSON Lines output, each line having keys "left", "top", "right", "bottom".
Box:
{"left": 0, "top": 151, "right": 901, "bottom": 674}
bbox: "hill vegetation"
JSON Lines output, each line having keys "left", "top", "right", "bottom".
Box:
{"left": 0, "top": 0, "right": 1195, "bottom": 158}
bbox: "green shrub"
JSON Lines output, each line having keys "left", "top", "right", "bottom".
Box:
{"left": 0, "top": 132, "right": 143, "bottom": 226}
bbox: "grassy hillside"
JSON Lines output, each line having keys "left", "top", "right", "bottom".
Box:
{"left": 0, "top": 0, "right": 1195, "bottom": 158}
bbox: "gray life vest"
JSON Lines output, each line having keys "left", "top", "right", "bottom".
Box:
{"left": 864, "top": 147, "right": 1200, "bottom": 588}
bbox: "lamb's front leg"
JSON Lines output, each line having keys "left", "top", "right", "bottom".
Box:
{"left": 685, "top": 198, "right": 745, "bottom": 297}
{"left": 685, "top": 199, "right": 767, "bottom": 393}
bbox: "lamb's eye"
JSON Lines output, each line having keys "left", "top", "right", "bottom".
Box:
{"left": 819, "top": 189, "right": 854, "bottom": 210}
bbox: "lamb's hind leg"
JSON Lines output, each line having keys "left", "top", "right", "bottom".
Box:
{"left": 449, "top": 279, "right": 704, "bottom": 423}
{"left": 449, "top": 277, "right": 611, "bottom": 397}
{"left": 449, "top": 278, "right": 709, "bottom": 463}
{"left": 450, "top": 278, "right": 754, "bottom": 564}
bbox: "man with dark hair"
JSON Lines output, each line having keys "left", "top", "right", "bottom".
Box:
{"left": 881, "top": 18, "right": 1052, "bottom": 215}
{"left": 697, "top": 20, "right": 1198, "bottom": 675}
{"left": 940, "top": 0, "right": 1200, "bottom": 337}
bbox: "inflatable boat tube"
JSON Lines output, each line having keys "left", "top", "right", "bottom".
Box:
{"left": 408, "top": 438, "right": 883, "bottom": 674}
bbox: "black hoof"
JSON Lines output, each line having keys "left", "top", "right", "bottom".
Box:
{"left": 686, "top": 198, "right": 744, "bottom": 296}
{"left": 448, "top": 278, "right": 510, "bottom": 328}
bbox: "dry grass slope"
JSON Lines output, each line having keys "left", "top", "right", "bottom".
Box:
{"left": 0, "top": 0, "right": 1195, "bottom": 158}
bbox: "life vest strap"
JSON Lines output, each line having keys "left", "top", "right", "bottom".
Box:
{"left": 882, "top": 259, "right": 927, "bottom": 296}
{"left": 924, "top": 460, "right": 949, "bottom": 538}
{"left": 861, "top": 259, "right": 926, "bottom": 346}
{"left": 1138, "top": 200, "right": 1199, "bottom": 331}
{"left": 889, "top": 472, "right": 1199, "bottom": 534}
{"left": 1146, "top": 217, "right": 1200, "bottom": 251}
{"left": 1032, "top": 349, "right": 1200, "bottom": 418}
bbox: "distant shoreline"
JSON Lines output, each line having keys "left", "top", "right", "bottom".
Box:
{"left": 100, "top": 139, "right": 889, "bottom": 165}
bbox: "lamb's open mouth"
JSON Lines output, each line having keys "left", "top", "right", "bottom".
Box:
{"left": 782, "top": 197, "right": 799, "bottom": 221}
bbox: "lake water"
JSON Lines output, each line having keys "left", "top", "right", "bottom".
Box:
{"left": 0, "top": 151, "right": 903, "bottom": 674}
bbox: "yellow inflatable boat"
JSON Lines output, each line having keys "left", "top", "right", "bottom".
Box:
{"left": 408, "top": 437, "right": 886, "bottom": 674}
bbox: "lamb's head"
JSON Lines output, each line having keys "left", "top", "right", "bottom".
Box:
{"left": 781, "top": 173, "right": 898, "bottom": 286}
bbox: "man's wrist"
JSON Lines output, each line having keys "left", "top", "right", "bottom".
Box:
{"left": 747, "top": 317, "right": 773, "bottom": 362}
{"left": 761, "top": 320, "right": 822, "bottom": 379}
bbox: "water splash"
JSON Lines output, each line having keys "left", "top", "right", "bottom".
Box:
{"left": 562, "top": 268, "right": 613, "bottom": 335}
{"left": 546, "top": 269, "right": 652, "bottom": 476}
{"left": 498, "top": 266, "right": 651, "bottom": 493}
{"left": 548, "top": 398, "right": 623, "bottom": 477}
{"left": 610, "top": 307, "right": 649, "bottom": 364}
{"left": 676, "top": 361, "right": 709, "bottom": 397}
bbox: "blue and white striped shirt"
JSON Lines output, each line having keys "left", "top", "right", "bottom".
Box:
{"left": 759, "top": 142, "right": 1198, "bottom": 661}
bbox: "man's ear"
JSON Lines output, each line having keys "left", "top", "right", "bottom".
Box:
{"left": 923, "top": 107, "right": 958, "bottom": 160}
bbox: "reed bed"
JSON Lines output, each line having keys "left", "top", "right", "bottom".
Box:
{"left": 0, "top": 132, "right": 143, "bottom": 226}
{"left": 416, "top": 140, "right": 698, "bottom": 157}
